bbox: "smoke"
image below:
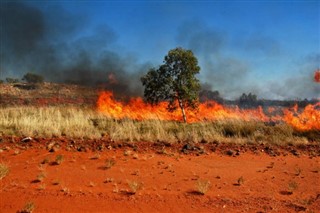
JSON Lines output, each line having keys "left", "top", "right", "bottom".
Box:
{"left": 176, "top": 20, "right": 251, "bottom": 99}
{"left": 1, "top": 3, "right": 318, "bottom": 100}
{"left": 176, "top": 20, "right": 319, "bottom": 100}
{"left": 267, "top": 53, "right": 320, "bottom": 99}
{"left": 0, "top": 2, "right": 148, "bottom": 97}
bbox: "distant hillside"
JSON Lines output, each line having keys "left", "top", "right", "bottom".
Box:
{"left": 0, "top": 82, "right": 98, "bottom": 107}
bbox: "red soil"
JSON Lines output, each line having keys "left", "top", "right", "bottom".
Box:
{"left": 1, "top": 138, "right": 319, "bottom": 213}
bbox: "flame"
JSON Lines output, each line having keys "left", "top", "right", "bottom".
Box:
{"left": 283, "top": 103, "right": 320, "bottom": 131}
{"left": 315, "top": 69, "right": 320, "bottom": 83}
{"left": 97, "top": 91, "right": 320, "bottom": 131}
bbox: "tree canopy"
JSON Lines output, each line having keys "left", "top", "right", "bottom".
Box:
{"left": 22, "top": 72, "right": 44, "bottom": 84}
{"left": 141, "top": 47, "right": 201, "bottom": 122}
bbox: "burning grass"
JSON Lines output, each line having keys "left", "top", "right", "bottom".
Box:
{"left": 0, "top": 106, "right": 318, "bottom": 144}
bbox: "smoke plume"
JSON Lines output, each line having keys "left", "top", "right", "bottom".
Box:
{"left": 0, "top": 2, "right": 147, "bottom": 97}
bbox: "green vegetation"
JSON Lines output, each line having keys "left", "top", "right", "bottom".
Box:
{"left": 141, "top": 47, "right": 201, "bottom": 122}
{"left": 6, "top": 77, "right": 19, "bottom": 83}
{"left": 22, "top": 72, "right": 44, "bottom": 84}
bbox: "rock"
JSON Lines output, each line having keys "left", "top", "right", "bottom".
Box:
{"left": 21, "top": 137, "right": 32, "bottom": 142}
{"left": 47, "top": 142, "right": 60, "bottom": 152}
{"left": 181, "top": 144, "right": 193, "bottom": 154}
{"left": 235, "top": 149, "right": 241, "bottom": 156}
{"left": 226, "top": 150, "right": 234, "bottom": 156}
{"left": 290, "top": 149, "right": 300, "bottom": 156}
{"left": 77, "top": 146, "right": 87, "bottom": 152}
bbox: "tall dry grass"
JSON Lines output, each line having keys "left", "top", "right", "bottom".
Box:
{"left": 0, "top": 106, "right": 313, "bottom": 145}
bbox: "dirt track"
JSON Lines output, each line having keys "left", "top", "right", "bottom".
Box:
{"left": 1, "top": 138, "right": 319, "bottom": 213}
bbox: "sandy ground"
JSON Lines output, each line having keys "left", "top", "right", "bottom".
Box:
{"left": 1, "top": 139, "right": 320, "bottom": 213}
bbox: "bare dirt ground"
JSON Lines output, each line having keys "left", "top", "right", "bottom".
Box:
{"left": 1, "top": 138, "right": 319, "bottom": 213}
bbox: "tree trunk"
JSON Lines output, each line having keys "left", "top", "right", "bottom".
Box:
{"left": 178, "top": 99, "right": 187, "bottom": 123}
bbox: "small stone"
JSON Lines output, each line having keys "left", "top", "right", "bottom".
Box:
{"left": 226, "top": 150, "right": 234, "bottom": 156}
{"left": 21, "top": 137, "right": 32, "bottom": 142}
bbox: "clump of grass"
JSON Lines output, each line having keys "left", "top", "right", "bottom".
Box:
{"left": 237, "top": 176, "right": 244, "bottom": 186}
{"left": 288, "top": 181, "right": 298, "bottom": 193}
{"left": 19, "top": 201, "right": 35, "bottom": 213}
{"left": 55, "top": 155, "right": 64, "bottom": 165}
{"left": 104, "top": 158, "right": 116, "bottom": 169}
{"left": 61, "top": 187, "right": 70, "bottom": 194}
{"left": 38, "top": 183, "right": 46, "bottom": 190}
{"left": 123, "top": 150, "right": 131, "bottom": 156}
{"left": 127, "top": 180, "right": 143, "bottom": 194}
{"left": 295, "top": 167, "right": 302, "bottom": 176}
{"left": 36, "top": 172, "right": 46, "bottom": 182}
{"left": 195, "top": 179, "right": 211, "bottom": 195}
{"left": 0, "top": 163, "right": 9, "bottom": 180}
{"left": 41, "top": 157, "right": 50, "bottom": 164}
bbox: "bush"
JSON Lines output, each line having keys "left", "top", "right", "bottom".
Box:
{"left": 22, "top": 73, "right": 44, "bottom": 84}
{"left": 0, "top": 79, "right": 3, "bottom": 84}
{"left": 6, "top": 78, "right": 19, "bottom": 83}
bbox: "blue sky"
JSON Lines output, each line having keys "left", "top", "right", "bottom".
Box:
{"left": 2, "top": 1, "right": 320, "bottom": 99}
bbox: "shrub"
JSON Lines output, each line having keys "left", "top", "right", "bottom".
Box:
{"left": 6, "top": 77, "right": 19, "bottom": 83}
{"left": 22, "top": 72, "right": 44, "bottom": 84}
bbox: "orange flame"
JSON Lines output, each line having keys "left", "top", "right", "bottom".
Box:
{"left": 97, "top": 91, "right": 320, "bottom": 131}
{"left": 283, "top": 103, "right": 320, "bottom": 131}
{"left": 315, "top": 69, "right": 320, "bottom": 83}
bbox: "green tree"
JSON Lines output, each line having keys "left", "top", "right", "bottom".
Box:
{"left": 141, "top": 47, "right": 201, "bottom": 122}
{"left": 22, "top": 72, "right": 44, "bottom": 84}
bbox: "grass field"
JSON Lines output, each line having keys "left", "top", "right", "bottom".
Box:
{"left": 0, "top": 106, "right": 317, "bottom": 145}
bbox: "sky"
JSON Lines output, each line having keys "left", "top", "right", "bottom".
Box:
{"left": 1, "top": 0, "right": 319, "bottom": 100}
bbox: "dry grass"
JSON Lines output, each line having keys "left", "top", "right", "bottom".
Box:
{"left": 55, "top": 155, "right": 64, "bottom": 165}
{"left": 0, "top": 163, "right": 9, "bottom": 180}
{"left": 127, "top": 180, "right": 143, "bottom": 194}
{"left": 104, "top": 159, "right": 116, "bottom": 169}
{"left": 195, "top": 179, "right": 211, "bottom": 195}
{"left": 36, "top": 172, "right": 46, "bottom": 182}
{"left": 0, "top": 106, "right": 316, "bottom": 144}
{"left": 288, "top": 181, "right": 298, "bottom": 192}
{"left": 237, "top": 176, "right": 245, "bottom": 186}
{"left": 19, "top": 201, "right": 35, "bottom": 213}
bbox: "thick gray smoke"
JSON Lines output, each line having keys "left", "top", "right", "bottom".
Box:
{"left": 176, "top": 20, "right": 251, "bottom": 99}
{"left": 176, "top": 20, "right": 319, "bottom": 100}
{"left": 0, "top": 2, "right": 147, "bottom": 97}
